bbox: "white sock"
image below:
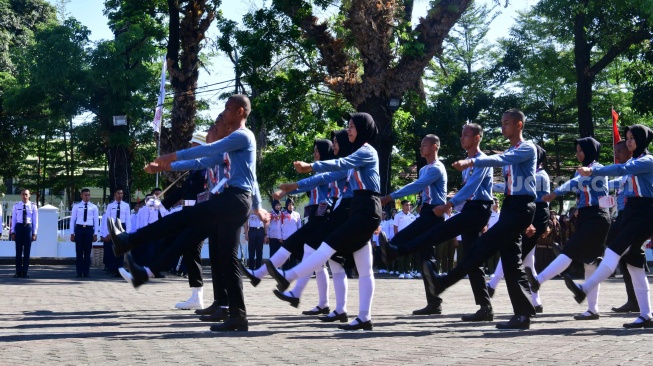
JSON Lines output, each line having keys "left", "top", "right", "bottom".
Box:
{"left": 537, "top": 254, "right": 572, "bottom": 283}
{"left": 523, "top": 248, "right": 541, "bottom": 306}
{"left": 582, "top": 248, "right": 621, "bottom": 292}
{"left": 628, "top": 264, "right": 652, "bottom": 320}
{"left": 584, "top": 263, "right": 599, "bottom": 314}
{"left": 286, "top": 243, "right": 336, "bottom": 281}
{"left": 289, "top": 245, "right": 316, "bottom": 298}
{"left": 353, "top": 242, "right": 374, "bottom": 322}
{"left": 329, "top": 259, "right": 348, "bottom": 315}
{"left": 254, "top": 247, "right": 290, "bottom": 278}
{"left": 489, "top": 259, "right": 504, "bottom": 289}
{"left": 316, "top": 264, "right": 330, "bottom": 308}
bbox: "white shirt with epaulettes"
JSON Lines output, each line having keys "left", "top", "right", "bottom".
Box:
{"left": 70, "top": 201, "right": 100, "bottom": 235}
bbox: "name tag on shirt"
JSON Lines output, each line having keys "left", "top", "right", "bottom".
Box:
{"left": 599, "top": 196, "right": 615, "bottom": 209}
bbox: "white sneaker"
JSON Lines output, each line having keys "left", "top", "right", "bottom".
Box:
{"left": 175, "top": 287, "right": 204, "bottom": 310}
{"left": 378, "top": 269, "right": 385, "bottom": 274}
{"left": 389, "top": 271, "right": 395, "bottom": 275}
{"left": 398, "top": 273, "right": 405, "bottom": 279}
{"left": 415, "top": 272, "right": 422, "bottom": 278}
{"left": 405, "top": 273, "right": 414, "bottom": 279}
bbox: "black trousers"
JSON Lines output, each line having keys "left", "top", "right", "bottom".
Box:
{"left": 391, "top": 204, "right": 444, "bottom": 306}
{"left": 74, "top": 226, "right": 94, "bottom": 276}
{"left": 14, "top": 224, "right": 33, "bottom": 275}
{"left": 281, "top": 214, "right": 329, "bottom": 256}
{"left": 395, "top": 200, "right": 494, "bottom": 308}
{"left": 521, "top": 202, "right": 549, "bottom": 258}
{"left": 269, "top": 238, "right": 282, "bottom": 258}
{"left": 247, "top": 227, "right": 265, "bottom": 269}
{"left": 130, "top": 187, "right": 251, "bottom": 318}
{"left": 442, "top": 196, "right": 536, "bottom": 316}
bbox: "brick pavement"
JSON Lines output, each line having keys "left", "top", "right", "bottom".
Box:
{"left": 1, "top": 265, "right": 652, "bottom": 365}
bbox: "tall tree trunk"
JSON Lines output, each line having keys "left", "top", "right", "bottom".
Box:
{"left": 573, "top": 0, "right": 593, "bottom": 138}
{"left": 106, "top": 144, "right": 131, "bottom": 204}
{"left": 358, "top": 96, "right": 394, "bottom": 196}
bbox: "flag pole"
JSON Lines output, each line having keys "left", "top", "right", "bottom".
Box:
{"left": 153, "top": 56, "right": 167, "bottom": 188}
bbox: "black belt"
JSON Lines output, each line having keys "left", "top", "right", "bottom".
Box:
{"left": 249, "top": 226, "right": 264, "bottom": 230}
{"left": 17, "top": 223, "right": 32, "bottom": 227}
{"left": 75, "top": 224, "right": 93, "bottom": 228}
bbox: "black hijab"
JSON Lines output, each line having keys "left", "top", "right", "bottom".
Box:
{"left": 625, "top": 124, "right": 653, "bottom": 158}
{"left": 271, "top": 199, "right": 281, "bottom": 215}
{"left": 535, "top": 144, "right": 547, "bottom": 168}
{"left": 314, "top": 139, "right": 335, "bottom": 161}
{"left": 285, "top": 197, "right": 294, "bottom": 214}
{"left": 574, "top": 137, "right": 601, "bottom": 167}
{"left": 347, "top": 112, "right": 378, "bottom": 152}
{"left": 331, "top": 129, "right": 353, "bottom": 158}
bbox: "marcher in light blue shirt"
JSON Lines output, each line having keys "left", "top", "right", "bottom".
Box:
{"left": 566, "top": 124, "right": 653, "bottom": 328}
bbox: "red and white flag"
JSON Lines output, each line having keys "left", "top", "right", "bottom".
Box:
{"left": 152, "top": 58, "right": 167, "bottom": 133}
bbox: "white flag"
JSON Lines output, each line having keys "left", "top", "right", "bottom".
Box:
{"left": 152, "top": 58, "right": 166, "bottom": 133}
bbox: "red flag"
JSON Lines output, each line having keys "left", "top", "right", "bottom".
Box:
{"left": 612, "top": 108, "right": 621, "bottom": 163}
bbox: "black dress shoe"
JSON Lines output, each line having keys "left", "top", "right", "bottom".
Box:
{"left": 412, "top": 304, "right": 442, "bottom": 315}
{"left": 13, "top": 273, "right": 20, "bottom": 278}
{"left": 574, "top": 311, "right": 599, "bottom": 320}
{"left": 338, "top": 317, "right": 373, "bottom": 331}
{"left": 75, "top": 274, "right": 82, "bottom": 278}
{"left": 496, "top": 315, "right": 530, "bottom": 330}
{"left": 612, "top": 302, "right": 639, "bottom": 313}
{"left": 265, "top": 260, "right": 289, "bottom": 292}
{"left": 534, "top": 305, "right": 543, "bottom": 314}
{"left": 240, "top": 261, "right": 260, "bottom": 287}
{"left": 563, "top": 273, "right": 586, "bottom": 303}
{"left": 487, "top": 285, "right": 495, "bottom": 298}
{"left": 302, "top": 306, "right": 330, "bottom": 315}
{"left": 210, "top": 316, "right": 248, "bottom": 331}
{"left": 461, "top": 306, "right": 494, "bottom": 322}
{"left": 153, "top": 272, "right": 166, "bottom": 278}
{"left": 524, "top": 267, "right": 540, "bottom": 293}
{"left": 200, "top": 307, "right": 230, "bottom": 322}
{"left": 196, "top": 301, "right": 222, "bottom": 315}
{"left": 379, "top": 234, "right": 397, "bottom": 266}
{"left": 318, "top": 310, "right": 348, "bottom": 322}
{"left": 623, "top": 316, "right": 653, "bottom": 329}
{"left": 23, "top": 274, "right": 29, "bottom": 278}
{"left": 422, "top": 260, "right": 446, "bottom": 297}
{"left": 123, "top": 253, "right": 150, "bottom": 288}
{"left": 83, "top": 274, "right": 90, "bottom": 278}
{"left": 273, "top": 289, "right": 300, "bottom": 308}
{"left": 108, "top": 217, "right": 131, "bottom": 256}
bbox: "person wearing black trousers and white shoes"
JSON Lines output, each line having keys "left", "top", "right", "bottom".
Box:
{"left": 420, "top": 109, "right": 537, "bottom": 330}
{"left": 565, "top": 124, "right": 653, "bottom": 328}
{"left": 381, "top": 123, "right": 495, "bottom": 322}
{"left": 267, "top": 112, "right": 382, "bottom": 331}
{"left": 526, "top": 137, "right": 610, "bottom": 321}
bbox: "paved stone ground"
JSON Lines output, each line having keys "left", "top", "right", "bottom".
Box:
{"left": 1, "top": 264, "right": 652, "bottom": 365}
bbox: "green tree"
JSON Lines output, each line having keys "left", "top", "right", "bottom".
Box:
{"left": 533, "top": 0, "right": 653, "bottom": 137}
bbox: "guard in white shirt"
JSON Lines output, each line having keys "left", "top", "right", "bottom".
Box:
{"left": 70, "top": 188, "right": 99, "bottom": 278}
{"left": 280, "top": 198, "right": 302, "bottom": 270}
{"left": 393, "top": 200, "right": 416, "bottom": 278}
{"left": 99, "top": 188, "right": 131, "bottom": 277}
{"left": 11, "top": 189, "right": 38, "bottom": 278}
